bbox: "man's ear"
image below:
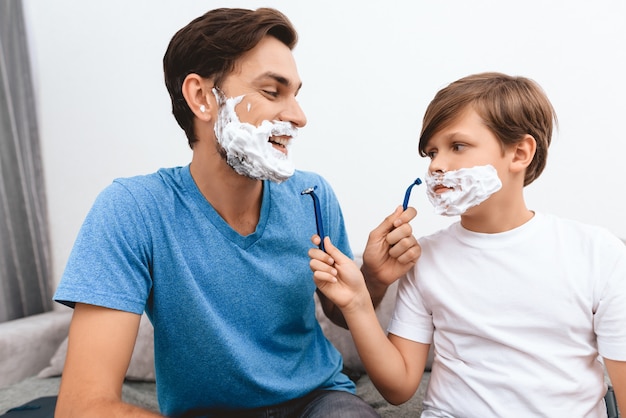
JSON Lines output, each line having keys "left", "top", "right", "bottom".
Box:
{"left": 510, "top": 134, "right": 536, "bottom": 174}
{"left": 182, "top": 73, "right": 213, "bottom": 122}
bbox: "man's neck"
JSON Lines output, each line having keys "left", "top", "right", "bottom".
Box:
{"left": 190, "top": 148, "right": 263, "bottom": 236}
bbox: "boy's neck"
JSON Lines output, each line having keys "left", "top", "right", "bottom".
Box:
{"left": 460, "top": 200, "right": 534, "bottom": 234}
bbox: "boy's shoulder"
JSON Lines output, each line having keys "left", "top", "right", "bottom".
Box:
{"left": 541, "top": 212, "right": 624, "bottom": 247}
{"left": 418, "top": 213, "right": 624, "bottom": 252}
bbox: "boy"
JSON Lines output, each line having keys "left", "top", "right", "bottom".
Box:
{"left": 309, "top": 72, "right": 626, "bottom": 416}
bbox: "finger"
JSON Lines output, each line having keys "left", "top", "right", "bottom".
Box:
{"left": 309, "top": 257, "right": 337, "bottom": 274}
{"left": 309, "top": 235, "right": 335, "bottom": 263}
{"left": 321, "top": 237, "right": 351, "bottom": 265}
{"left": 392, "top": 206, "right": 417, "bottom": 228}
{"left": 313, "top": 270, "right": 338, "bottom": 284}
{"left": 388, "top": 239, "right": 421, "bottom": 264}
{"left": 385, "top": 222, "right": 414, "bottom": 247}
{"left": 310, "top": 234, "right": 321, "bottom": 246}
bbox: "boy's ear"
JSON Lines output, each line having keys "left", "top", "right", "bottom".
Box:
{"left": 181, "top": 73, "right": 213, "bottom": 122}
{"left": 510, "top": 134, "right": 536, "bottom": 173}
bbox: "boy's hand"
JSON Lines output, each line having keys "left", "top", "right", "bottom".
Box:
{"left": 309, "top": 236, "right": 370, "bottom": 311}
{"left": 362, "top": 206, "right": 421, "bottom": 288}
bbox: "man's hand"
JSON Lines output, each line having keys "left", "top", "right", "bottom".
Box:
{"left": 362, "top": 205, "right": 420, "bottom": 284}
{"left": 361, "top": 206, "right": 421, "bottom": 303}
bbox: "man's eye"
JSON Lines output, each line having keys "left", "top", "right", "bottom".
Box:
{"left": 262, "top": 90, "right": 278, "bottom": 97}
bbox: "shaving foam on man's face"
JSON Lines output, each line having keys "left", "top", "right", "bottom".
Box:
{"left": 212, "top": 88, "right": 297, "bottom": 183}
{"left": 425, "top": 165, "right": 502, "bottom": 216}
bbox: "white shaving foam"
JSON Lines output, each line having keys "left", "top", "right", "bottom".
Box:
{"left": 213, "top": 89, "right": 297, "bottom": 183}
{"left": 425, "top": 165, "right": 502, "bottom": 216}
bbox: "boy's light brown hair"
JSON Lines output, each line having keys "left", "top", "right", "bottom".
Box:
{"left": 418, "top": 72, "right": 557, "bottom": 186}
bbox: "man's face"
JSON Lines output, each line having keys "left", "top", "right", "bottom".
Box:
{"left": 209, "top": 36, "right": 307, "bottom": 182}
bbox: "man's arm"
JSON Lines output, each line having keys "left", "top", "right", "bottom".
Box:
{"left": 55, "top": 303, "right": 163, "bottom": 418}
{"left": 604, "top": 358, "right": 626, "bottom": 416}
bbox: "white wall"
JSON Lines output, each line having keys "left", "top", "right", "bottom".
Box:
{"left": 22, "top": 0, "right": 626, "bottom": 287}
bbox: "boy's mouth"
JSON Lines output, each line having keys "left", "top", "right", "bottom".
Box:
{"left": 433, "top": 184, "right": 453, "bottom": 194}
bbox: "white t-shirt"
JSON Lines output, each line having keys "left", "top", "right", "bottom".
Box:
{"left": 388, "top": 212, "right": 626, "bottom": 417}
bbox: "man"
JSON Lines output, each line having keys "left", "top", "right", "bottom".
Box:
{"left": 54, "top": 8, "right": 419, "bottom": 417}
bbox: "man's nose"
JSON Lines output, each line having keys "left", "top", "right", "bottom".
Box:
{"left": 279, "top": 97, "right": 307, "bottom": 128}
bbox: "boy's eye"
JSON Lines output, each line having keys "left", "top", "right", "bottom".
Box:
{"left": 452, "top": 143, "right": 467, "bottom": 152}
{"left": 426, "top": 150, "right": 437, "bottom": 159}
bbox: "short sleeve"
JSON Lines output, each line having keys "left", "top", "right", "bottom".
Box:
{"left": 54, "top": 181, "right": 153, "bottom": 314}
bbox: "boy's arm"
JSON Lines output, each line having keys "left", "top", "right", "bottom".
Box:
{"left": 343, "top": 303, "right": 431, "bottom": 404}
{"left": 55, "top": 303, "right": 163, "bottom": 418}
{"left": 604, "top": 358, "right": 626, "bottom": 415}
{"left": 310, "top": 236, "right": 428, "bottom": 405}
{"left": 317, "top": 206, "right": 419, "bottom": 328}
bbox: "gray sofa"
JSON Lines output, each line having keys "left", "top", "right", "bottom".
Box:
{"left": 1, "top": 272, "right": 619, "bottom": 417}
{"left": 0, "top": 281, "right": 431, "bottom": 417}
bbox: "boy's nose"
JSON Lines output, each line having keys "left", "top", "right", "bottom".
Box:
{"left": 428, "top": 157, "right": 447, "bottom": 175}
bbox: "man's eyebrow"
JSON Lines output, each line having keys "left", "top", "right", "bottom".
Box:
{"left": 257, "top": 72, "right": 303, "bottom": 92}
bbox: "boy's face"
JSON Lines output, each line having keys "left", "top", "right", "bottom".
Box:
{"left": 424, "top": 107, "right": 510, "bottom": 194}
{"left": 214, "top": 35, "right": 307, "bottom": 156}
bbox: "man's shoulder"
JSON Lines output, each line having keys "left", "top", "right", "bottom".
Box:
{"left": 91, "top": 166, "right": 187, "bottom": 215}
{"left": 288, "top": 169, "right": 326, "bottom": 184}
{"left": 112, "top": 166, "right": 185, "bottom": 191}
{"left": 272, "top": 170, "right": 330, "bottom": 195}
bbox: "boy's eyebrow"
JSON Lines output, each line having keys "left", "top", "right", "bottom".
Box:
{"left": 256, "top": 72, "right": 303, "bottom": 93}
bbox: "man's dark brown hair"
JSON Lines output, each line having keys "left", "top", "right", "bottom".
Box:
{"left": 163, "top": 8, "right": 298, "bottom": 148}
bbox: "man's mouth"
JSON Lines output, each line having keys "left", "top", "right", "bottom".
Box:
{"left": 269, "top": 136, "right": 290, "bottom": 154}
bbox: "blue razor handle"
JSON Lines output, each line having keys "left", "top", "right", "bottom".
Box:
{"left": 301, "top": 186, "right": 326, "bottom": 251}
{"left": 402, "top": 178, "right": 422, "bottom": 210}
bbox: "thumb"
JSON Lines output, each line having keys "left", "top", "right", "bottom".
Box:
{"left": 369, "top": 206, "right": 403, "bottom": 241}
{"left": 323, "top": 237, "right": 351, "bottom": 264}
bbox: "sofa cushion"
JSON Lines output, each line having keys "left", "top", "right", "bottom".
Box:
{"left": 0, "top": 310, "right": 72, "bottom": 389}
{"left": 37, "top": 313, "right": 155, "bottom": 382}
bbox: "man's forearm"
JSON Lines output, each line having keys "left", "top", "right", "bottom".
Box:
{"left": 55, "top": 398, "right": 164, "bottom": 418}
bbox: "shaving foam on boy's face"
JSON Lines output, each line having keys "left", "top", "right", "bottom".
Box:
{"left": 212, "top": 88, "right": 297, "bottom": 183}
{"left": 425, "top": 165, "right": 502, "bottom": 216}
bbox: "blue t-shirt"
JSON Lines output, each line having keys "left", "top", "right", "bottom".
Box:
{"left": 54, "top": 166, "right": 355, "bottom": 416}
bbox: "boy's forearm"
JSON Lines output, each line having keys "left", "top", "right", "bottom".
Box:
{"left": 340, "top": 298, "right": 421, "bottom": 404}
{"left": 317, "top": 273, "right": 389, "bottom": 330}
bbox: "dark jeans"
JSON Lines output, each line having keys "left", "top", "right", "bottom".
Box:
{"left": 178, "top": 390, "right": 380, "bottom": 418}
